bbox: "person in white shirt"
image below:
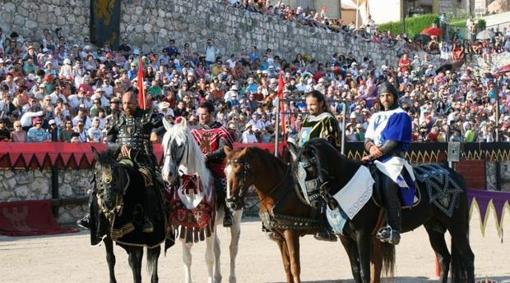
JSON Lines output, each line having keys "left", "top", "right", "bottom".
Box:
{"left": 87, "top": 117, "right": 103, "bottom": 142}
{"left": 205, "top": 39, "right": 217, "bottom": 65}
{"left": 241, "top": 124, "right": 258, "bottom": 143}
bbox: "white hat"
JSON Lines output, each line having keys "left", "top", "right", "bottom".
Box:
{"left": 230, "top": 85, "right": 239, "bottom": 91}
{"left": 48, "top": 119, "right": 56, "bottom": 125}
{"left": 63, "top": 58, "right": 71, "bottom": 65}
{"left": 159, "top": 101, "right": 170, "bottom": 110}
{"left": 44, "top": 61, "right": 52, "bottom": 67}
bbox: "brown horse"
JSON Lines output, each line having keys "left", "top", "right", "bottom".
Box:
{"left": 225, "top": 146, "right": 335, "bottom": 283}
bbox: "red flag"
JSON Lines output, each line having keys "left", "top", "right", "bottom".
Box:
{"left": 277, "top": 72, "right": 286, "bottom": 135}
{"left": 136, "top": 58, "right": 146, "bottom": 109}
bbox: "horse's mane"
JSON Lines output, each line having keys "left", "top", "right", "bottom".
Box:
{"left": 162, "top": 121, "right": 211, "bottom": 189}
{"left": 243, "top": 147, "right": 287, "bottom": 173}
{"left": 94, "top": 149, "right": 118, "bottom": 166}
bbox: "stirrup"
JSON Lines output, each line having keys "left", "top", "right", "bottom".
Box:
{"left": 143, "top": 219, "right": 154, "bottom": 233}
{"left": 77, "top": 215, "right": 91, "bottom": 229}
{"left": 376, "top": 225, "right": 400, "bottom": 245}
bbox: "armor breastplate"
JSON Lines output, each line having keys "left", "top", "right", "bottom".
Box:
{"left": 117, "top": 116, "right": 150, "bottom": 151}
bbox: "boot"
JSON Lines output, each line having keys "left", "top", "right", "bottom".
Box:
{"left": 314, "top": 228, "right": 338, "bottom": 242}
{"left": 143, "top": 217, "right": 154, "bottom": 233}
{"left": 223, "top": 208, "right": 233, "bottom": 227}
{"left": 77, "top": 214, "right": 91, "bottom": 229}
{"left": 377, "top": 176, "right": 401, "bottom": 245}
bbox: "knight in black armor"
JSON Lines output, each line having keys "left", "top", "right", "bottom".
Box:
{"left": 78, "top": 89, "right": 164, "bottom": 233}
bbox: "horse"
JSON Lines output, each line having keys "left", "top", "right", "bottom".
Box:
{"left": 161, "top": 118, "right": 243, "bottom": 283}
{"left": 89, "top": 147, "right": 167, "bottom": 283}
{"left": 288, "top": 138, "right": 475, "bottom": 283}
{"left": 224, "top": 145, "right": 325, "bottom": 283}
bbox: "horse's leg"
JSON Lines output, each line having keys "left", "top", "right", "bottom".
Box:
{"left": 104, "top": 236, "right": 117, "bottom": 283}
{"left": 147, "top": 245, "right": 161, "bottom": 283}
{"left": 182, "top": 241, "right": 193, "bottom": 283}
{"left": 205, "top": 231, "right": 216, "bottom": 283}
{"left": 127, "top": 247, "right": 143, "bottom": 283}
{"left": 228, "top": 210, "right": 242, "bottom": 283}
{"left": 282, "top": 229, "right": 301, "bottom": 283}
{"left": 369, "top": 238, "right": 382, "bottom": 283}
{"left": 213, "top": 209, "right": 222, "bottom": 283}
{"left": 276, "top": 235, "right": 293, "bottom": 283}
{"left": 213, "top": 230, "right": 222, "bottom": 283}
{"left": 356, "top": 233, "right": 372, "bottom": 283}
{"left": 424, "top": 224, "right": 450, "bottom": 283}
{"left": 339, "top": 235, "right": 362, "bottom": 283}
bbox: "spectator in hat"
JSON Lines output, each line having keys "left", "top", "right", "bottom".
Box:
{"left": 27, "top": 117, "right": 50, "bottom": 142}
{"left": 241, "top": 123, "right": 258, "bottom": 143}
{"left": 48, "top": 119, "right": 62, "bottom": 141}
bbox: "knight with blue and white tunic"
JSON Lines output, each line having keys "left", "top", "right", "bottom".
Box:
{"left": 363, "top": 82, "right": 415, "bottom": 245}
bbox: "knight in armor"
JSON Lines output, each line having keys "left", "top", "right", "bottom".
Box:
{"left": 362, "top": 82, "right": 414, "bottom": 245}
{"left": 78, "top": 89, "right": 164, "bottom": 233}
{"left": 191, "top": 102, "right": 236, "bottom": 227}
{"left": 294, "top": 90, "right": 341, "bottom": 242}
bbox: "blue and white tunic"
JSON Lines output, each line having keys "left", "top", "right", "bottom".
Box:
{"left": 365, "top": 108, "right": 416, "bottom": 198}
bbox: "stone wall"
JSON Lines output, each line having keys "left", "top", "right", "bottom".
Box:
{"left": 0, "top": 0, "right": 90, "bottom": 43}
{"left": 0, "top": 169, "right": 92, "bottom": 224}
{"left": 0, "top": 0, "right": 401, "bottom": 67}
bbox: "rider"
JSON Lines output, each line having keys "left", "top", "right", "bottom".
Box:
{"left": 295, "top": 90, "right": 341, "bottom": 242}
{"left": 362, "top": 82, "right": 413, "bottom": 245}
{"left": 191, "top": 101, "right": 236, "bottom": 227}
{"left": 78, "top": 89, "right": 164, "bottom": 233}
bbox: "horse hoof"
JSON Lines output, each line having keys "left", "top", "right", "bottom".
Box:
{"left": 229, "top": 276, "right": 236, "bottom": 283}
{"left": 214, "top": 275, "right": 222, "bottom": 283}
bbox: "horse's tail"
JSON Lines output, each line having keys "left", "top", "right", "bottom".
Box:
{"left": 381, "top": 242, "right": 395, "bottom": 278}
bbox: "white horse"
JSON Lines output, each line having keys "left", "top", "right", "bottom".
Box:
{"left": 161, "top": 118, "right": 243, "bottom": 283}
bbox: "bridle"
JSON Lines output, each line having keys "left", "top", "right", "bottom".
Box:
{"left": 226, "top": 158, "right": 291, "bottom": 210}
{"left": 95, "top": 163, "right": 130, "bottom": 223}
{"left": 163, "top": 136, "right": 187, "bottom": 184}
{"left": 225, "top": 158, "right": 250, "bottom": 210}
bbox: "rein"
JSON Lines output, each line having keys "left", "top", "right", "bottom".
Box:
{"left": 96, "top": 164, "right": 131, "bottom": 222}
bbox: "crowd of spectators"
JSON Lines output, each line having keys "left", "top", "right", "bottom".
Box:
{"left": 0, "top": 15, "right": 509, "bottom": 145}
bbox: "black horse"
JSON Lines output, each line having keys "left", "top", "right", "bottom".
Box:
{"left": 89, "top": 148, "right": 167, "bottom": 283}
{"left": 289, "top": 139, "right": 474, "bottom": 283}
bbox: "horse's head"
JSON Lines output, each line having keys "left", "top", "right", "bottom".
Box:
{"left": 92, "top": 147, "right": 130, "bottom": 222}
{"left": 161, "top": 117, "right": 190, "bottom": 185}
{"left": 224, "top": 147, "right": 253, "bottom": 210}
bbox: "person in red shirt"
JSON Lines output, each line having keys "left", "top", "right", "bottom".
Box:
{"left": 398, "top": 54, "right": 411, "bottom": 73}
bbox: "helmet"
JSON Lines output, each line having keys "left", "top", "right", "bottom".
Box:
{"left": 377, "top": 82, "right": 400, "bottom": 110}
